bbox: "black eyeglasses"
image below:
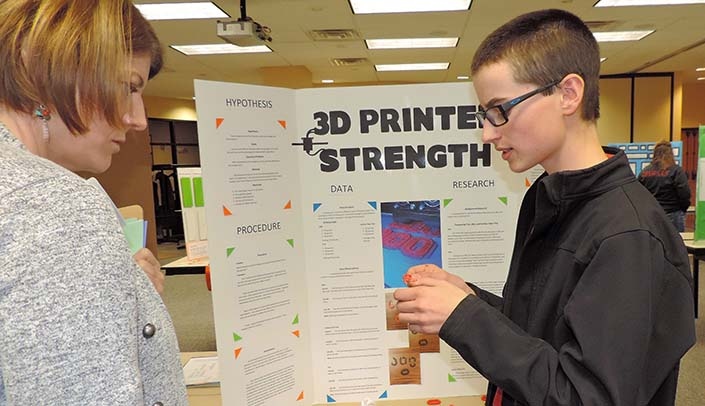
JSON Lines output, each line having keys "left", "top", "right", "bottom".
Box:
{"left": 476, "top": 79, "right": 561, "bottom": 127}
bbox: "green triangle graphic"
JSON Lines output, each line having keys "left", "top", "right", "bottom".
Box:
{"left": 448, "top": 373, "right": 457, "bottom": 382}
{"left": 443, "top": 198, "right": 453, "bottom": 207}
{"left": 292, "top": 314, "right": 299, "bottom": 325}
{"left": 233, "top": 332, "right": 242, "bottom": 342}
{"left": 498, "top": 196, "right": 508, "bottom": 205}
{"left": 226, "top": 247, "right": 235, "bottom": 257}
{"left": 287, "top": 239, "right": 294, "bottom": 248}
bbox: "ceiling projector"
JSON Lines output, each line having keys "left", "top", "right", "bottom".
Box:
{"left": 217, "top": 19, "right": 272, "bottom": 47}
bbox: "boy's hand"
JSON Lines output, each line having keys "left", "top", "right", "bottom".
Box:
{"left": 403, "top": 263, "right": 474, "bottom": 295}
{"left": 394, "top": 277, "right": 469, "bottom": 335}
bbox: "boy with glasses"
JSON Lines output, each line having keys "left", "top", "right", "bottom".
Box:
{"left": 394, "top": 9, "right": 695, "bottom": 405}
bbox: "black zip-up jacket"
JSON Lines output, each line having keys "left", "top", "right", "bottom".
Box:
{"left": 637, "top": 164, "right": 691, "bottom": 213}
{"left": 439, "top": 148, "right": 695, "bottom": 405}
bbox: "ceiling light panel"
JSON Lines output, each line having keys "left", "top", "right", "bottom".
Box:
{"left": 593, "top": 30, "right": 654, "bottom": 41}
{"left": 350, "top": 0, "right": 471, "bottom": 14}
{"left": 366, "top": 38, "right": 459, "bottom": 49}
{"left": 375, "top": 63, "right": 450, "bottom": 72}
{"left": 136, "top": 2, "right": 228, "bottom": 20}
{"left": 170, "top": 44, "right": 271, "bottom": 55}
{"left": 595, "top": 0, "right": 705, "bottom": 7}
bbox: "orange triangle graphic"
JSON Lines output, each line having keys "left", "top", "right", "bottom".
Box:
{"left": 278, "top": 120, "right": 287, "bottom": 129}
{"left": 284, "top": 200, "right": 292, "bottom": 210}
{"left": 216, "top": 117, "right": 224, "bottom": 129}
{"left": 223, "top": 206, "right": 232, "bottom": 216}
{"left": 234, "top": 347, "right": 242, "bottom": 359}
{"left": 525, "top": 178, "right": 531, "bottom": 187}
{"left": 296, "top": 391, "right": 304, "bottom": 401}
{"left": 292, "top": 330, "right": 300, "bottom": 337}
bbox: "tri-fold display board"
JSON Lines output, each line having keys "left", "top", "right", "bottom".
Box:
{"left": 194, "top": 80, "right": 532, "bottom": 405}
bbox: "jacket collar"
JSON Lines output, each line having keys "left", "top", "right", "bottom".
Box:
{"left": 530, "top": 147, "right": 635, "bottom": 235}
{"left": 538, "top": 147, "right": 633, "bottom": 206}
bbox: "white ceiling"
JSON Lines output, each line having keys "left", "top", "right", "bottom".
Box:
{"left": 136, "top": 0, "right": 705, "bottom": 100}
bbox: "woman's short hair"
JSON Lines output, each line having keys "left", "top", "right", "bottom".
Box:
{"left": 0, "top": 1, "right": 163, "bottom": 134}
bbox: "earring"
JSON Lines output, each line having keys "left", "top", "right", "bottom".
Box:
{"left": 33, "top": 104, "right": 51, "bottom": 141}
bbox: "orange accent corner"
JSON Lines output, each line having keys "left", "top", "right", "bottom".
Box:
{"left": 525, "top": 178, "right": 531, "bottom": 187}
{"left": 234, "top": 347, "right": 242, "bottom": 359}
{"left": 297, "top": 391, "right": 304, "bottom": 401}
{"left": 216, "top": 118, "right": 224, "bottom": 129}
{"left": 278, "top": 120, "right": 287, "bottom": 129}
{"left": 292, "top": 330, "right": 300, "bottom": 337}
{"left": 284, "top": 200, "right": 292, "bottom": 209}
{"left": 223, "top": 206, "right": 232, "bottom": 216}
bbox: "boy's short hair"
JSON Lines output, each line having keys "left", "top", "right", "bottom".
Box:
{"left": 471, "top": 9, "right": 600, "bottom": 122}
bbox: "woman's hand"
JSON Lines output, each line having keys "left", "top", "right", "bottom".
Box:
{"left": 133, "top": 248, "right": 164, "bottom": 294}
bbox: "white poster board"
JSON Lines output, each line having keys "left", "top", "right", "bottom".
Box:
{"left": 194, "top": 80, "right": 530, "bottom": 405}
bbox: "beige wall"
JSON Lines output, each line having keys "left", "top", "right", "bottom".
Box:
{"left": 259, "top": 65, "right": 312, "bottom": 89}
{"left": 144, "top": 95, "right": 197, "bottom": 120}
{"left": 597, "top": 77, "right": 632, "bottom": 144}
{"left": 682, "top": 82, "right": 705, "bottom": 128}
{"left": 633, "top": 76, "right": 672, "bottom": 143}
{"left": 597, "top": 74, "right": 685, "bottom": 144}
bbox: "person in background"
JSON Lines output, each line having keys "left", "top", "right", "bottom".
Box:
{"left": 638, "top": 140, "right": 692, "bottom": 232}
{"left": 0, "top": 1, "right": 187, "bottom": 404}
{"left": 394, "top": 9, "right": 695, "bottom": 406}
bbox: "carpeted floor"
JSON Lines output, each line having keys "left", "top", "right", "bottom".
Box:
{"left": 675, "top": 306, "right": 705, "bottom": 405}
{"left": 158, "top": 243, "right": 705, "bottom": 404}
{"left": 157, "top": 243, "right": 217, "bottom": 353}
{"left": 162, "top": 273, "right": 217, "bottom": 353}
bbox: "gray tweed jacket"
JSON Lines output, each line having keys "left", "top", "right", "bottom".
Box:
{"left": 0, "top": 124, "right": 188, "bottom": 405}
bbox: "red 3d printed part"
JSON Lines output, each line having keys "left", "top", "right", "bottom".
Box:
{"left": 401, "top": 237, "right": 436, "bottom": 258}
{"left": 383, "top": 230, "right": 412, "bottom": 249}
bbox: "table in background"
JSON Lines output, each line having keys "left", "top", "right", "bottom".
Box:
{"left": 181, "top": 352, "right": 220, "bottom": 406}
{"left": 179, "top": 352, "right": 484, "bottom": 406}
{"left": 162, "top": 256, "right": 208, "bottom": 276}
{"left": 681, "top": 232, "right": 700, "bottom": 318}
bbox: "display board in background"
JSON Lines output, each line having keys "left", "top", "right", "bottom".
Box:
{"left": 607, "top": 141, "right": 683, "bottom": 177}
{"left": 176, "top": 167, "right": 208, "bottom": 260}
{"left": 194, "top": 80, "right": 530, "bottom": 405}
